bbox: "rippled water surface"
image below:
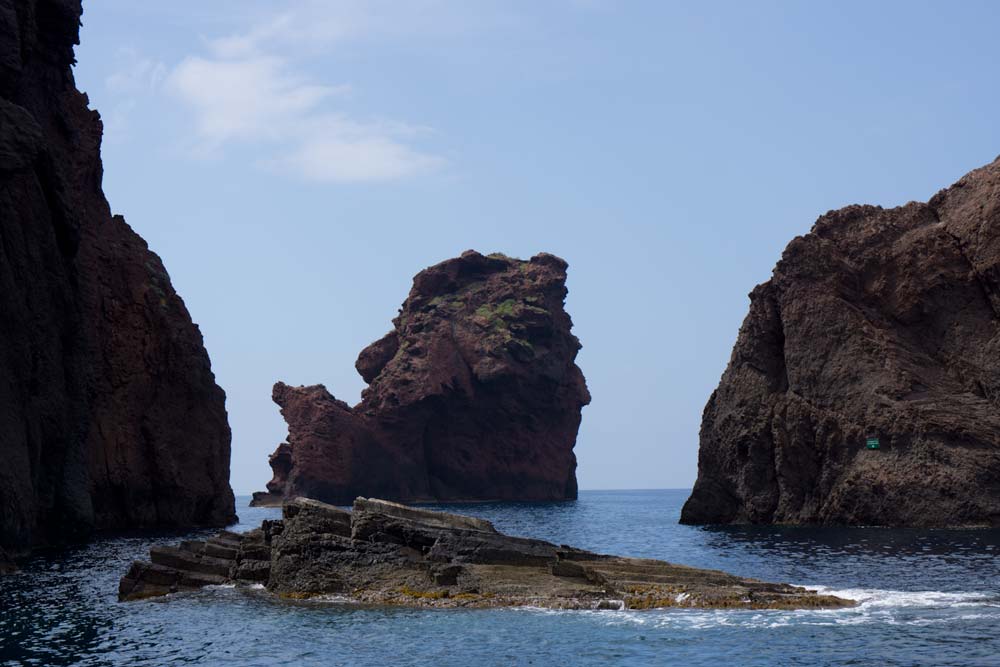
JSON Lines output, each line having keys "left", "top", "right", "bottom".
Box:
{"left": 3, "top": 490, "right": 1000, "bottom": 666}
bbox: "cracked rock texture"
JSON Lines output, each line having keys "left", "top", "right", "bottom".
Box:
{"left": 682, "top": 157, "right": 1000, "bottom": 527}
{"left": 120, "top": 497, "right": 852, "bottom": 610}
{"left": 0, "top": 0, "right": 235, "bottom": 565}
{"left": 260, "top": 250, "right": 590, "bottom": 505}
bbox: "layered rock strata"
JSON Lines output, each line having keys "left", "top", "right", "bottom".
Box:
{"left": 260, "top": 250, "right": 590, "bottom": 505}
{"left": 120, "top": 497, "right": 852, "bottom": 610}
{"left": 0, "top": 0, "right": 235, "bottom": 565}
{"left": 683, "top": 157, "right": 1000, "bottom": 527}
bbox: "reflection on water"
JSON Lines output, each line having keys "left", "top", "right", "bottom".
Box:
{"left": 2, "top": 491, "right": 999, "bottom": 667}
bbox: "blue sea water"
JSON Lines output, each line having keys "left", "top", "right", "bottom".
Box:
{"left": 2, "top": 490, "right": 1000, "bottom": 666}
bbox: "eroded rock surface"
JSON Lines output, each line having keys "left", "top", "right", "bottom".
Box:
{"left": 260, "top": 250, "right": 590, "bottom": 505}
{"left": 683, "top": 157, "right": 1000, "bottom": 527}
{"left": 120, "top": 498, "right": 852, "bottom": 610}
{"left": 0, "top": 0, "right": 235, "bottom": 564}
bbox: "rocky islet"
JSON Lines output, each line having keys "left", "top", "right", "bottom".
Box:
{"left": 257, "top": 250, "right": 591, "bottom": 506}
{"left": 119, "top": 497, "right": 854, "bottom": 611}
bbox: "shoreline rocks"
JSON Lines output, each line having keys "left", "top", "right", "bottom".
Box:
{"left": 258, "top": 250, "right": 590, "bottom": 506}
{"left": 249, "top": 492, "right": 283, "bottom": 507}
{"left": 683, "top": 157, "right": 1000, "bottom": 527}
{"left": 120, "top": 497, "right": 854, "bottom": 611}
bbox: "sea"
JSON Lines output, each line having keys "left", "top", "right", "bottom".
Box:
{"left": 2, "top": 490, "right": 999, "bottom": 667}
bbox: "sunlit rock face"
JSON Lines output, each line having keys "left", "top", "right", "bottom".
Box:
{"left": 683, "top": 157, "right": 1000, "bottom": 528}
{"left": 262, "top": 250, "right": 590, "bottom": 505}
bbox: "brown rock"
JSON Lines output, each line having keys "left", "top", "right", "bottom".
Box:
{"left": 682, "top": 157, "right": 1000, "bottom": 527}
{"left": 262, "top": 250, "right": 591, "bottom": 504}
{"left": 0, "top": 0, "right": 235, "bottom": 565}
{"left": 249, "top": 491, "right": 283, "bottom": 507}
{"left": 119, "top": 497, "right": 854, "bottom": 610}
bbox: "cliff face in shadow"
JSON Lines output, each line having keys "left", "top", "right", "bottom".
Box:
{"left": 0, "top": 0, "right": 235, "bottom": 567}
{"left": 262, "top": 250, "right": 590, "bottom": 505}
{"left": 682, "top": 157, "right": 1000, "bottom": 527}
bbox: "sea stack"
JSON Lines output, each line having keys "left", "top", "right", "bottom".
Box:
{"left": 0, "top": 0, "right": 235, "bottom": 566}
{"left": 258, "top": 250, "right": 590, "bottom": 505}
{"left": 682, "top": 157, "right": 1000, "bottom": 527}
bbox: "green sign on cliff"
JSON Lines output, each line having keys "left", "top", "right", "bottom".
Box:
{"left": 866, "top": 437, "right": 880, "bottom": 450}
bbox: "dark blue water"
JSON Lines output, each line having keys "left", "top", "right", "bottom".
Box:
{"left": 3, "top": 490, "right": 1000, "bottom": 666}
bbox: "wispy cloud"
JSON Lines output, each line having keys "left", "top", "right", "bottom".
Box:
{"left": 207, "top": 9, "right": 359, "bottom": 59}
{"left": 204, "top": 1, "right": 465, "bottom": 58}
{"left": 263, "top": 116, "right": 442, "bottom": 183}
{"left": 164, "top": 2, "right": 445, "bottom": 183}
{"left": 167, "top": 56, "right": 348, "bottom": 149}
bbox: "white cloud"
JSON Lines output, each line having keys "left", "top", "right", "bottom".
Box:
{"left": 165, "top": 3, "right": 445, "bottom": 183}
{"left": 264, "top": 117, "right": 444, "bottom": 183}
{"left": 167, "top": 56, "right": 347, "bottom": 149}
{"left": 207, "top": 9, "right": 358, "bottom": 59}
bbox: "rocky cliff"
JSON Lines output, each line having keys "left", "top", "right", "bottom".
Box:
{"left": 0, "top": 0, "right": 235, "bottom": 567}
{"left": 682, "top": 157, "right": 1000, "bottom": 527}
{"left": 260, "top": 250, "right": 590, "bottom": 505}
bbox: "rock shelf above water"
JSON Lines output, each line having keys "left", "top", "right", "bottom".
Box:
{"left": 119, "top": 498, "right": 854, "bottom": 611}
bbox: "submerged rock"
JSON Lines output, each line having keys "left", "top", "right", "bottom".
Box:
{"left": 119, "top": 498, "right": 853, "bottom": 610}
{"left": 683, "top": 157, "right": 1000, "bottom": 527}
{"left": 0, "top": 0, "right": 235, "bottom": 565}
{"left": 258, "top": 250, "right": 590, "bottom": 505}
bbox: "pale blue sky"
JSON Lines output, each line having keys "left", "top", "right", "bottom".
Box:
{"left": 74, "top": 1, "right": 1000, "bottom": 494}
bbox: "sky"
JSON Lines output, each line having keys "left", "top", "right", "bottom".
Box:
{"left": 73, "top": 0, "right": 1000, "bottom": 494}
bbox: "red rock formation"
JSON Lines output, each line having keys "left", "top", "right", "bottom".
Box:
{"left": 0, "top": 0, "right": 235, "bottom": 564}
{"left": 261, "top": 250, "right": 590, "bottom": 505}
{"left": 682, "top": 157, "right": 1000, "bottom": 527}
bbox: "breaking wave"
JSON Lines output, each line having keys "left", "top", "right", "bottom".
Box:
{"left": 518, "top": 586, "right": 1000, "bottom": 630}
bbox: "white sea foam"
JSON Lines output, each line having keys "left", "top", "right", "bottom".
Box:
{"left": 313, "top": 594, "right": 357, "bottom": 603}
{"left": 518, "top": 586, "right": 1000, "bottom": 631}
{"left": 808, "top": 586, "right": 996, "bottom": 609}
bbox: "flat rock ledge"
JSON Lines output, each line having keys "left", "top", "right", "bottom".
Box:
{"left": 118, "top": 498, "right": 853, "bottom": 611}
